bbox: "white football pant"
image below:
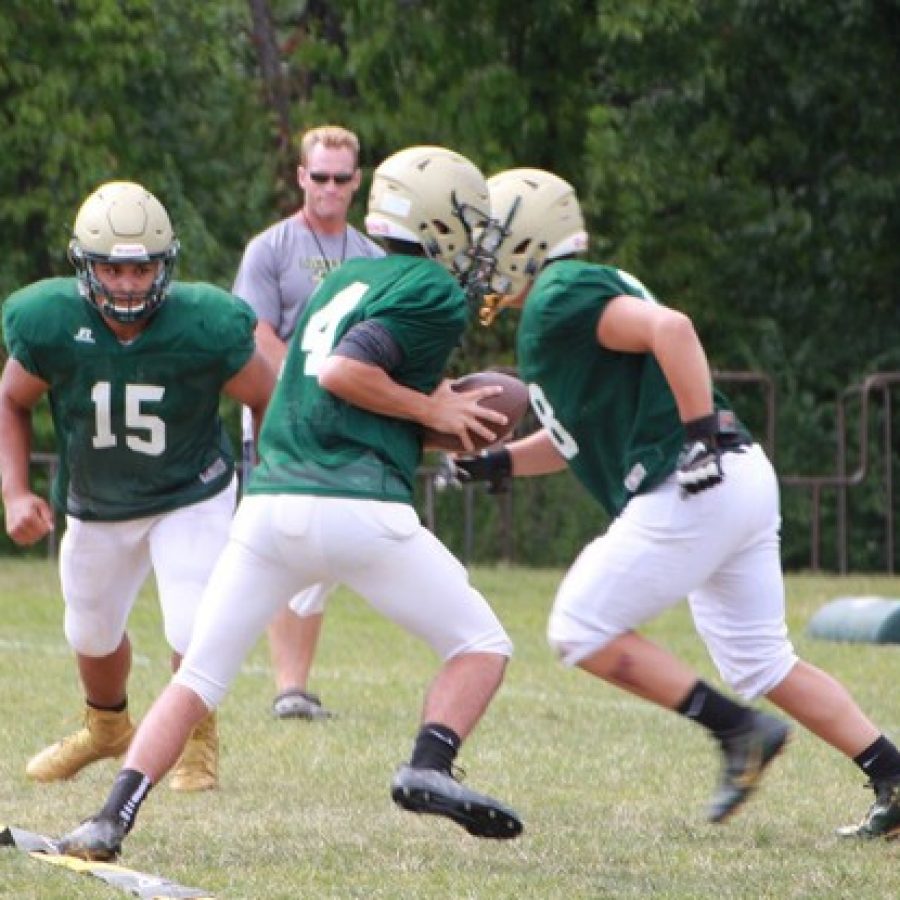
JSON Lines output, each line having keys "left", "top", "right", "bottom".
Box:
{"left": 548, "top": 445, "right": 797, "bottom": 699}
{"left": 175, "top": 495, "right": 512, "bottom": 708}
{"left": 60, "top": 480, "right": 237, "bottom": 657}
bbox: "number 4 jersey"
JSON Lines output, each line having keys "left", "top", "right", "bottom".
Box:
{"left": 2, "top": 277, "right": 256, "bottom": 520}
{"left": 249, "top": 255, "right": 468, "bottom": 505}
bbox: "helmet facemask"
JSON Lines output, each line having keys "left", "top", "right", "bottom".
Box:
{"left": 467, "top": 197, "right": 524, "bottom": 325}
{"left": 70, "top": 243, "right": 179, "bottom": 323}
{"left": 69, "top": 181, "right": 180, "bottom": 324}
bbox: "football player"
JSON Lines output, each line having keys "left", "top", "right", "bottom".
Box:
{"left": 58, "top": 147, "right": 522, "bottom": 861}
{"left": 0, "top": 182, "right": 274, "bottom": 794}
{"left": 454, "top": 167, "right": 900, "bottom": 838}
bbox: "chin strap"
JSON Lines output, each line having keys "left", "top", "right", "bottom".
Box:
{"left": 478, "top": 293, "right": 519, "bottom": 327}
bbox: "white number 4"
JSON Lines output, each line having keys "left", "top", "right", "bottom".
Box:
{"left": 91, "top": 382, "right": 166, "bottom": 456}
{"left": 301, "top": 281, "right": 369, "bottom": 376}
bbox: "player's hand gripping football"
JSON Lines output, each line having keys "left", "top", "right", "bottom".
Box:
{"left": 676, "top": 413, "right": 724, "bottom": 496}
{"left": 423, "top": 378, "right": 508, "bottom": 454}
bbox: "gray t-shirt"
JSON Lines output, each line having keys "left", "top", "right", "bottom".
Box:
{"left": 232, "top": 214, "right": 385, "bottom": 339}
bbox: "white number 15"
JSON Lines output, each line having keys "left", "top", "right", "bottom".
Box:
{"left": 91, "top": 382, "right": 166, "bottom": 456}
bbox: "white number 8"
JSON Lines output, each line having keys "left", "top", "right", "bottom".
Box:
{"left": 528, "top": 383, "right": 579, "bottom": 459}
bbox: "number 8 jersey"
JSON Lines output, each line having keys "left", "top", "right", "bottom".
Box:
{"left": 2, "top": 277, "right": 256, "bottom": 520}
{"left": 517, "top": 260, "right": 740, "bottom": 517}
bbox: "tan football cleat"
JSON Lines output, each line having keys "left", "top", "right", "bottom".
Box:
{"left": 170, "top": 711, "right": 218, "bottom": 792}
{"left": 26, "top": 705, "right": 135, "bottom": 782}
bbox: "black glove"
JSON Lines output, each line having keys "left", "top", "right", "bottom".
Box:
{"left": 447, "top": 448, "right": 512, "bottom": 494}
{"left": 676, "top": 414, "right": 724, "bottom": 495}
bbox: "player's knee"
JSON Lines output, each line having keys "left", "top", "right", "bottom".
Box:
{"left": 160, "top": 587, "right": 203, "bottom": 654}
{"left": 721, "top": 647, "right": 798, "bottom": 700}
{"left": 163, "top": 622, "right": 192, "bottom": 657}
{"left": 547, "top": 610, "right": 616, "bottom": 667}
{"left": 288, "top": 585, "right": 329, "bottom": 616}
{"left": 547, "top": 633, "right": 608, "bottom": 667}
{"left": 548, "top": 632, "right": 577, "bottom": 664}
{"left": 465, "top": 627, "right": 513, "bottom": 658}
{"left": 172, "top": 665, "right": 226, "bottom": 710}
{"left": 65, "top": 612, "right": 123, "bottom": 656}
{"left": 163, "top": 608, "right": 195, "bottom": 656}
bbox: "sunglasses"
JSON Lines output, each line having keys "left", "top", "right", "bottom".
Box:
{"left": 308, "top": 171, "right": 355, "bottom": 185}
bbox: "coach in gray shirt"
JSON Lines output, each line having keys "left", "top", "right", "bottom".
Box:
{"left": 232, "top": 124, "right": 384, "bottom": 721}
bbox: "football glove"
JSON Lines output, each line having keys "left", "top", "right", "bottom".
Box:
{"left": 676, "top": 414, "right": 724, "bottom": 496}
{"left": 436, "top": 448, "right": 512, "bottom": 494}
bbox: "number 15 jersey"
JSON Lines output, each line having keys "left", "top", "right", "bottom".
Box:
{"left": 2, "top": 277, "right": 256, "bottom": 521}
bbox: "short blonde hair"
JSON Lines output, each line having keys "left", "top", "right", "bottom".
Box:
{"left": 299, "top": 125, "right": 360, "bottom": 167}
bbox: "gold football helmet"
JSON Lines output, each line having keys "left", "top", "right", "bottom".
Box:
{"left": 479, "top": 168, "right": 588, "bottom": 324}
{"left": 69, "top": 181, "right": 179, "bottom": 323}
{"left": 365, "top": 146, "right": 490, "bottom": 283}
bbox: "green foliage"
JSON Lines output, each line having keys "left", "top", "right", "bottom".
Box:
{"left": 1, "top": 0, "right": 898, "bottom": 569}
{"left": 0, "top": 0, "right": 273, "bottom": 296}
{"left": 583, "top": 0, "right": 900, "bottom": 390}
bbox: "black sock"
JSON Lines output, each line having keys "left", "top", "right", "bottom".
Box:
{"left": 98, "top": 768, "right": 153, "bottom": 834}
{"left": 87, "top": 697, "right": 128, "bottom": 714}
{"left": 676, "top": 680, "right": 753, "bottom": 739}
{"left": 409, "top": 723, "right": 461, "bottom": 773}
{"left": 853, "top": 736, "right": 900, "bottom": 782}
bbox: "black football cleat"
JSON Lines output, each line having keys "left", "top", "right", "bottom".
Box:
{"left": 391, "top": 765, "right": 522, "bottom": 839}
{"left": 836, "top": 776, "right": 900, "bottom": 840}
{"left": 58, "top": 815, "right": 126, "bottom": 861}
{"left": 708, "top": 710, "right": 791, "bottom": 823}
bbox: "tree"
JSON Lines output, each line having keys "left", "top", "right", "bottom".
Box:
{"left": 1, "top": 0, "right": 897, "bottom": 567}
{"left": 0, "top": 0, "right": 273, "bottom": 296}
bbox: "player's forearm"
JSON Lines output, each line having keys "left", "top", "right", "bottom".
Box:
{"left": 318, "top": 357, "right": 436, "bottom": 427}
{"left": 247, "top": 401, "right": 268, "bottom": 445}
{"left": 0, "top": 401, "right": 34, "bottom": 501}
{"left": 505, "top": 428, "right": 568, "bottom": 477}
{"left": 254, "top": 322, "right": 288, "bottom": 370}
{"left": 224, "top": 352, "right": 276, "bottom": 445}
{"left": 650, "top": 311, "right": 715, "bottom": 422}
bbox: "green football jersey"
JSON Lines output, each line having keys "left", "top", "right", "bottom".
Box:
{"left": 250, "top": 255, "right": 468, "bottom": 503}
{"left": 2, "top": 277, "right": 256, "bottom": 520}
{"left": 517, "top": 261, "right": 741, "bottom": 517}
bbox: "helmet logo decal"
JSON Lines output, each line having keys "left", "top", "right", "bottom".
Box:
{"left": 379, "top": 194, "right": 412, "bottom": 217}
{"left": 109, "top": 243, "right": 152, "bottom": 259}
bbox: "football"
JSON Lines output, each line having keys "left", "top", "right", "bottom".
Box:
{"left": 423, "top": 370, "right": 530, "bottom": 453}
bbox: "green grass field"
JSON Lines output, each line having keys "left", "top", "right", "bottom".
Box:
{"left": 1, "top": 558, "right": 898, "bottom": 898}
